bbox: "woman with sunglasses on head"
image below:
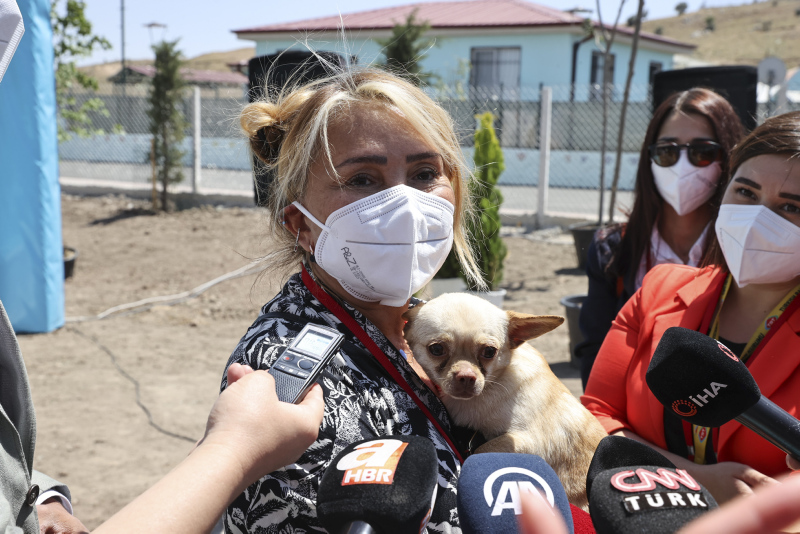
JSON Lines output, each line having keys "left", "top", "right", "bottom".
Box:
{"left": 582, "top": 111, "right": 800, "bottom": 505}
{"left": 577, "top": 88, "right": 745, "bottom": 388}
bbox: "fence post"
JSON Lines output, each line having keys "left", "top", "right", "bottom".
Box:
{"left": 192, "top": 86, "right": 201, "bottom": 194}
{"left": 536, "top": 86, "right": 552, "bottom": 229}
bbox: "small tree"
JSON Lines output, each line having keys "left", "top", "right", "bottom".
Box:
{"left": 147, "top": 40, "right": 187, "bottom": 211}
{"left": 467, "top": 113, "right": 507, "bottom": 291}
{"left": 675, "top": 2, "right": 688, "bottom": 15}
{"left": 51, "top": 0, "right": 112, "bottom": 141}
{"left": 705, "top": 16, "right": 716, "bottom": 31}
{"left": 434, "top": 113, "right": 507, "bottom": 290}
{"left": 376, "top": 9, "right": 435, "bottom": 86}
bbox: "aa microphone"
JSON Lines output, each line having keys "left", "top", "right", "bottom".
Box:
{"left": 586, "top": 435, "right": 675, "bottom": 501}
{"left": 457, "top": 453, "right": 575, "bottom": 534}
{"left": 316, "top": 435, "right": 439, "bottom": 534}
{"left": 646, "top": 326, "right": 800, "bottom": 462}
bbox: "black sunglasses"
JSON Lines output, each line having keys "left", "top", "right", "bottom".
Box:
{"left": 649, "top": 141, "right": 723, "bottom": 168}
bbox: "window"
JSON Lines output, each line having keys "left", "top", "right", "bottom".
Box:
{"left": 469, "top": 47, "right": 521, "bottom": 100}
{"left": 590, "top": 50, "right": 615, "bottom": 101}
{"left": 649, "top": 61, "right": 663, "bottom": 86}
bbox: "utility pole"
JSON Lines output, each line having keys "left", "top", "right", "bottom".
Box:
{"left": 121, "top": 0, "right": 126, "bottom": 97}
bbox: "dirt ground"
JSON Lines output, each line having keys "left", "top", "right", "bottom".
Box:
{"left": 16, "top": 194, "right": 589, "bottom": 529}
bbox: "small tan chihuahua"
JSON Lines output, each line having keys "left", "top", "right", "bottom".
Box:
{"left": 403, "top": 292, "right": 607, "bottom": 509}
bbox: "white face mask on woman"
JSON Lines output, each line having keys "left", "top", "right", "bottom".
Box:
{"left": 651, "top": 152, "right": 721, "bottom": 216}
{"left": 293, "top": 185, "right": 455, "bottom": 307}
{"left": 715, "top": 204, "right": 800, "bottom": 287}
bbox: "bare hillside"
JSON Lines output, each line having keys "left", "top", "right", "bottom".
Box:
{"left": 641, "top": 0, "right": 800, "bottom": 66}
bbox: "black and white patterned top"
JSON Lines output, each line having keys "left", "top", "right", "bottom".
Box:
{"left": 221, "top": 269, "right": 463, "bottom": 534}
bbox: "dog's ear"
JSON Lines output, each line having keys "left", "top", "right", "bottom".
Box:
{"left": 506, "top": 311, "right": 564, "bottom": 348}
{"left": 402, "top": 301, "right": 425, "bottom": 331}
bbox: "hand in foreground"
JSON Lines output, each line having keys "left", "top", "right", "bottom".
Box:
{"left": 36, "top": 499, "right": 88, "bottom": 534}
{"left": 677, "top": 473, "right": 800, "bottom": 534}
{"left": 517, "top": 491, "right": 570, "bottom": 534}
{"left": 516, "top": 472, "right": 800, "bottom": 534}
{"left": 690, "top": 461, "right": 778, "bottom": 505}
{"left": 788, "top": 455, "right": 800, "bottom": 471}
{"left": 198, "top": 363, "right": 325, "bottom": 487}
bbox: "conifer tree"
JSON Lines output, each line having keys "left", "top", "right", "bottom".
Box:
{"left": 376, "top": 9, "right": 435, "bottom": 86}
{"left": 148, "top": 40, "right": 187, "bottom": 211}
{"left": 435, "top": 113, "right": 507, "bottom": 290}
{"left": 468, "top": 112, "right": 507, "bottom": 290}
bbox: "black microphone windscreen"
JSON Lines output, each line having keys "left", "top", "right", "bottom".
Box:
{"left": 457, "top": 453, "right": 573, "bottom": 534}
{"left": 586, "top": 436, "right": 674, "bottom": 501}
{"left": 589, "top": 465, "right": 717, "bottom": 534}
{"left": 646, "top": 327, "right": 761, "bottom": 427}
{"left": 317, "top": 435, "right": 438, "bottom": 534}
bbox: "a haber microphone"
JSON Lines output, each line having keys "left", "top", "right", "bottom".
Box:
{"left": 316, "top": 435, "right": 439, "bottom": 534}
{"left": 646, "top": 326, "right": 800, "bottom": 462}
{"left": 457, "top": 453, "right": 575, "bottom": 534}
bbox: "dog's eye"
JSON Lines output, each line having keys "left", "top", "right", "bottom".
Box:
{"left": 427, "top": 343, "right": 445, "bottom": 357}
{"left": 482, "top": 347, "right": 497, "bottom": 359}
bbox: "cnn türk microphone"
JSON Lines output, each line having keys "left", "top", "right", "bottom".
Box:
{"left": 589, "top": 464, "right": 717, "bottom": 533}
{"left": 457, "top": 453, "right": 575, "bottom": 534}
{"left": 646, "top": 326, "right": 800, "bottom": 462}
{"left": 586, "top": 436, "right": 675, "bottom": 501}
{"left": 316, "top": 435, "right": 438, "bottom": 534}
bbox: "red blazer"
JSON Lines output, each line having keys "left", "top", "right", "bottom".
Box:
{"left": 581, "top": 264, "right": 800, "bottom": 477}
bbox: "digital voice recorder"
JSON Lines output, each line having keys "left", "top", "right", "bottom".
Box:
{"left": 268, "top": 323, "right": 344, "bottom": 404}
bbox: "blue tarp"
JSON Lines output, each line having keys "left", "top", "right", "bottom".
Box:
{"left": 0, "top": 0, "right": 64, "bottom": 332}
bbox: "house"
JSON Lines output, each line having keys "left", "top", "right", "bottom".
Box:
{"left": 232, "top": 0, "right": 694, "bottom": 102}
{"left": 109, "top": 65, "right": 247, "bottom": 93}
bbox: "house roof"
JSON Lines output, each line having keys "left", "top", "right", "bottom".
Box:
{"left": 118, "top": 65, "right": 247, "bottom": 85}
{"left": 233, "top": 0, "right": 694, "bottom": 50}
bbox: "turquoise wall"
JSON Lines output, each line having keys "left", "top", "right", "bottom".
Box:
{"left": 250, "top": 30, "right": 676, "bottom": 102}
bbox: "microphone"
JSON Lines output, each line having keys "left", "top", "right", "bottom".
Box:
{"left": 588, "top": 433, "right": 717, "bottom": 533}
{"left": 586, "top": 435, "right": 675, "bottom": 501}
{"left": 457, "top": 453, "right": 575, "bottom": 534}
{"left": 646, "top": 326, "right": 800, "bottom": 462}
{"left": 316, "top": 435, "right": 439, "bottom": 534}
{"left": 589, "top": 463, "right": 717, "bottom": 533}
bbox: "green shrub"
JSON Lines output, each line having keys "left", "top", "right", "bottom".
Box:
{"left": 434, "top": 113, "right": 507, "bottom": 290}
{"left": 466, "top": 113, "right": 507, "bottom": 291}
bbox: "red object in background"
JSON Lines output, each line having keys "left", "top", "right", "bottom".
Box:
{"left": 570, "top": 504, "right": 596, "bottom": 534}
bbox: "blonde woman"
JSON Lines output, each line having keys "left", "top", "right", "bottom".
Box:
{"left": 221, "top": 69, "right": 483, "bottom": 533}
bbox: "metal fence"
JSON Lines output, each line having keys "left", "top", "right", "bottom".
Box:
{"left": 430, "top": 84, "right": 652, "bottom": 220}
{"left": 58, "top": 82, "right": 800, "bottom": 222}
{"left": 58, "top": 83, "right": 252, "bottom": 194}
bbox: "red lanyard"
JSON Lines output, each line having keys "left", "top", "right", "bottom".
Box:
{"left": 300, "top": 265, "right": 464, "bottom": 464}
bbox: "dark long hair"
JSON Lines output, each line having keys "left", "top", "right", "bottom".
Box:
{"left": 606, "top": 88, "right": 745, "bottom": 281}
{"left": 703, "top": 110, "right": 800, "bottom": 269}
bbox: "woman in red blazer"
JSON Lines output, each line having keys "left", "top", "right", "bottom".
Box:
{"left": 582, "top": 111, "right": 800, "bottom": 505}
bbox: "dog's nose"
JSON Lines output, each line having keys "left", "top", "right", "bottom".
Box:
{"left": 455, "top": 370, "right": 476, "bottom": 386}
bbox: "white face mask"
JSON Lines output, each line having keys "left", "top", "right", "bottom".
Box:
{"left": 715, "top": 204, "right": 800, "bottom": 288}
{"left": 293, "top": 185, "right": 455, "bottom": 307}
{"left": 651, "top": 152, "right": 721, "bottom": 216}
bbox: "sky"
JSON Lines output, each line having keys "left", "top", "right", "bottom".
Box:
{"left": 78, "top": 0, "right": 744, "bottom": 66}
